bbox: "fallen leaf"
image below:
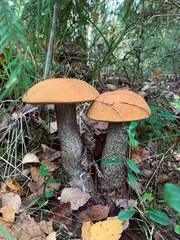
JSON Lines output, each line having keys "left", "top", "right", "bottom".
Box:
{"left": 39, "top": 220, "right": 53, "bottom": 235}
{"left": 105, "top": 83, "right": 118, "bottom": 91}
{"left": 0, "top": 206, "right": 15, "bottom": 224}
{"left": 61, "top": 188, "right": 91, "bottom": 210}
{"left": 30, "top": 166, "right": 44, "bottom": 186}
{"left": 1, "top": 192, "right": 21, "bottom": 213}
{"left": 153, "top": 70, "right": 160, "bottom": 79}
{"left": 47, "top": 202, "right": 72, "bottom": 230}
{"left": 38, "top": 147, "right": 61, "bottom": 172}
{"left": 9, "top": 212, "right": 46, "bottom": 240}
{"left": 81, "top": 217, "right": 123, "bottom": 240}
{"left": 131, "top": 146, "right": 149, "bottom": 164}
{"left": 49, "top": 121, "right": 57, "bottom": 134}
{"left": 22, "top": 153, "right": 40, "bottom": 164}
{"left": 46, "top": 231, "right": 56, "bottom": 240}
{"left": 1, "top": 179, "right": 25, "bottom": 196}
{"left": 78, "top": 205, "right": 109, "bottom": 222}
{"left": 114, "top": 198, "right": 138, "bottom": 211}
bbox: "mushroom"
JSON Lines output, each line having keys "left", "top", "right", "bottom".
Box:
{"left": 87, "top": 90, "right": 151, "bottom": 194}
{"left": 22, "top": 78, "right": 99, "bottom": 180}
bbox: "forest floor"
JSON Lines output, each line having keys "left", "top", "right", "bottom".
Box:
{"left": 0, "top": 75, "right": 179, "bottom": 240}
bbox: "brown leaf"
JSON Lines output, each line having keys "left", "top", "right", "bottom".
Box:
{"left": 153, "top": 70, "right": 160, "bottom": 79}
{"left": 39, "top": 220, "right": 53, "bottom": 235}
{"left": 1, "top": 192, "right": 21, "bottom": 213}
{"left": 30, "top": 166, "right": 44, "bottom": 186}
{"left": 131, "top": 146, "right": 149, "bottom": 164}
{"left": 9, "top": 212, "right": 46, "bottom": 240}
{"left": 39, "top": 147, "right": 61, "bottom": 172}
{"left": 1, "top": 179, "right": 25, "bottom": 196}
{"left": 47, "top": 202, "right": 72, "bottom": 230}
{"left": 61, "top": 188, "right": 91, "bottom": 210}
{"left": 78, "top": 205, "right": 109, "bottom": 222}
{"left": 115, "top": 198, "right": 138, "bottom": 211}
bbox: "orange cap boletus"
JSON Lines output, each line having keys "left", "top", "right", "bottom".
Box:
{"left": 87, "top": 90, "right": 151, "bottom": 122}
{"left": 22, "top": 78, "right": 99, "bottom": 104}
{"left": 86, "top": 90, "right": 151, "bottom": 192}
{"left": 23, "top": 78, "right": 99, "bottom": 180}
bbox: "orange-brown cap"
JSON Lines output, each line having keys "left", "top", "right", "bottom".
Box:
{"left": 87, "top": 90, "right": 151, "bottom": 122}
{"left": 22, "top": 78, "right": 99, "bottom": 104}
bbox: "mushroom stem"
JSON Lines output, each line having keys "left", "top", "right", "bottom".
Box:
{"left": 100, "top": 122, "right": 128, "bottom": 195}
{"left": 55, "top": 103, "right": 84, "bottom": 179}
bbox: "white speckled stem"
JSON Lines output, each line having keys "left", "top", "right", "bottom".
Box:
{"left": 100, "top": 122, "right": 128, "bottom": 195}
{"left": 55, "top": 103, "right": 83, "bottom": 179}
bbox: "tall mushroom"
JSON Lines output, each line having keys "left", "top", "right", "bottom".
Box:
{"left": 22, "top": 78, "right": 99, "bottom": 180}
{"left": 87, "top": 90, "right": 151, "bottom": 195}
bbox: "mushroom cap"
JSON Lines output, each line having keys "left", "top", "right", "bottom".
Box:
{"left": 87, "top": 90, "right": 151, "bottom": 122}
{"left": 22, "top": 78, "right": 99, "bottom": 104}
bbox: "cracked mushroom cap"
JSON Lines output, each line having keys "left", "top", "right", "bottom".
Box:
{"left": 87, "top": 90, "right": 151, "bottom": 122}
{"left": 22, "top": 78, "right": 99, "bottom": 104}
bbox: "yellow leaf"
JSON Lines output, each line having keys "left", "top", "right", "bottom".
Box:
{"left": 82, "top": 218, "right": 123, "bottom": 240}
{"left": 0, "top": 206, "right": 15, "bottom": 224}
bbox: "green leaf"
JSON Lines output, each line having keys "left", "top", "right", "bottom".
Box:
{"left": 143, "top": 192, "right": 154, "bottom": 202}
{"left": 126, "top": 159, "right": 141, "bottom": 174}
{"left": 45, "top": 190, "right": 54, "bottom": 198}
{"left": 176, "top": 167, "right": 180, "bottom": 171}
{"left": 47, "top": 178, "right": 56, "bottom": 184}
{"left": 40, "top": 165, "right": 49, "bottom": 176}
{"left": 118, "top": 208, "right": 136, "bottom": 220}
{"left": 174, "top": 225, "right": 180, "bottom": 234}
{"left": 146, "top": 209, "right": 170, "bottom": 225}
{"left": 103, "top": 158, "right": 122, "bottom": 165}
{"left": 157, "top": 112, "right": 176, "bottom": 121}
{"left": 128, "top": 172, "right": 138, "bottom": 184}
{"left": 129, "top": 128, "right": 136, "bottom": 137}
{"left": 130, "top": 136, "right": 139, "bottom": 147}
{"left": 129, "top": 121, "right": 138, "bottom": 129}
{"left": 163, "top": 183, "right": 180, "bottom": 212}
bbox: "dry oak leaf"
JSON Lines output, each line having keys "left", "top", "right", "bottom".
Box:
{"left": 81, "top": 217, "right": 123, "bottom": 240}
{"left": 30, "top": 166, "right": 44, "bottom": 186}
{"left": 22, "top": 153, "right": 40, "bottom": 164}
{"left": 78, "top": 205, "right": 109, "bottom": 222}
{"left": 9, "top": 212, "right": 46, "bottom": 240}
{"left": 38, "top": 147, "right": 61, "bottom": 172}
{"left": 39, "top": 220, "right": 53, "bottom": 235}
{"left": 46, "top": 231, "right": 56, "bottom": 240}
{"left": 61, "top": 188, "right": 91, "bottom": 210}
{"left": 115, "top": 198, "right": 138, "bottom": 211}
{"left": 131, "top": 146, "right": 149, "bottom": 164}
{"left": 0, "top": 206, "right": 15, "bottom": 230}
{"left": 1, "top": 179, "right": 25, "bottom": 196}
{"left": 1, "top": 192, "right": 21, "bottom": 213}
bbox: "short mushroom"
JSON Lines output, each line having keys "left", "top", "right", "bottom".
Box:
{"left": 87, "top": 90, "right": 151, "bottom": 194}
{"left": 22, "top": 78, "right": 99, "bottom": 180}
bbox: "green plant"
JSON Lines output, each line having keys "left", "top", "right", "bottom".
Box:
{"left": 163, "top": 183, "right": 180, "bottom": 234}
{"left": 0, "top": 226, "right": 14, "bottom": 240}
{"left": 40, "top": 164, "right": 55, "bottom": 200}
